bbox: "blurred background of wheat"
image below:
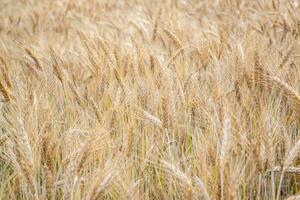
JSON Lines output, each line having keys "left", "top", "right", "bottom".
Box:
{"left": 1, "top": 0, "right": 300, "bottom": 199}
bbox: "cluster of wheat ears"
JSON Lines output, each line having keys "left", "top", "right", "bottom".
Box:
{"left": 1, "top": 0, "right": 300, "bottom": 199}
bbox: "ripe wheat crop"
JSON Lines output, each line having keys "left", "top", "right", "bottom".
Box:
{"left": 0, "top": 0, "right": 300, "bottom": 199}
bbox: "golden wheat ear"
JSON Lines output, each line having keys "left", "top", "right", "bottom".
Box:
{"left": 0, "top": 80, "right": 10, "bottom": 102}
{"left": 25, "top": 48, "right": 42, "bottom": 70}
{"left": 248, "top": 52, "right": 300, "bottom": 118}
{"left": 152, "top": 8, "right": 162, "bottom": 41}
{"left": 264, "top": 75, "right": 300, "bottom": 117}
{"left": 278, "top": 45, "right": 293, "bottom": 69}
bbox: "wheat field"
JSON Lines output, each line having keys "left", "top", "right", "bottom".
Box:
{"left": 0, "top": 0, "right": 300, "bottom": 199}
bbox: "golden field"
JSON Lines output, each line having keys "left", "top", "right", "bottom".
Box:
{"left": 0, "top": 0, "right": 300, "bottom": 199}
